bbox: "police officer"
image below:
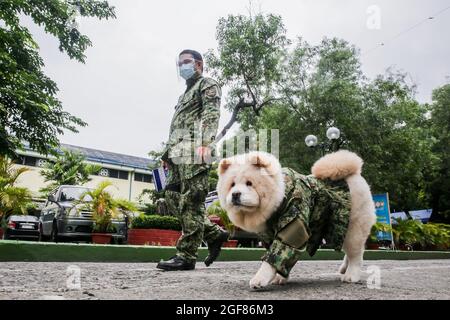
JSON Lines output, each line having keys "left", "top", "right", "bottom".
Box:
{"left": 157, "top": 49, "right": 229, "bottom": 271}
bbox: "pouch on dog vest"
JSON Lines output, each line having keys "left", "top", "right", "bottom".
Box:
{"left": 277, "top": 217, "right": 310, "bottom": 249}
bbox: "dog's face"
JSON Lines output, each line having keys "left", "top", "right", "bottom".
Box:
{"left": 217, "top": 152, "right": 285, "bottom": 233}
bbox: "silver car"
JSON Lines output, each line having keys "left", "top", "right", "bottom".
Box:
{"left": 39, "top": 185, "right": 127, "bottom": 243}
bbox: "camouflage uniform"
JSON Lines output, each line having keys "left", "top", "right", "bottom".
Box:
{"left": 161, "top": 74, "right": 223, "bottom": 262}
{"left": 257, "top": 168, "right": 351, "bottom": 278}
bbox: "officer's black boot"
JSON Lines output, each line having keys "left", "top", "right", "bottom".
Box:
{"left": 204, "top": 230, "right": 230, "bottom": 267}
{"left": 156, "top": 255, "right": 195, "bottom": 271}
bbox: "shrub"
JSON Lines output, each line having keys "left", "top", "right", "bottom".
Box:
{"left": 142, "top": 203, "right": 157, "bottom": 215}
{"left": 131, "top": 214, "right": 181, "bottom": 231}
{"left": 392, "top": 218, "right": 450, "bottom": 250}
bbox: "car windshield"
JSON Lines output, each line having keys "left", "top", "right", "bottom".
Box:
{"left": 59, "top": 187, "right": 92, "bottom": 202}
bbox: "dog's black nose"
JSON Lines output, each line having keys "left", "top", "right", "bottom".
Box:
{"left": 232, "top": 192, "right": 241, "bottom": 205}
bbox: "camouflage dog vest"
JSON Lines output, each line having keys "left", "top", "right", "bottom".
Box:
{"left": 257, "top": 168, "right": 351, "bottom": 278}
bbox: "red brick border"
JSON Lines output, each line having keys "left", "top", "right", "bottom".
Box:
{"left": 128, "top": 229, "right": 181, "bottom": 246}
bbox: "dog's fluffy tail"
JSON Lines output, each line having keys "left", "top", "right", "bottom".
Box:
{"left": 311, "top": 150, "right": 363, "bottom": 181}
{"left": 312, "top": 150, "right": 376, "bottom": 231}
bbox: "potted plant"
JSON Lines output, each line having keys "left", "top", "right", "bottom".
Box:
{"left": 128, "top": 214, "right": 182, "bottom": 246}
{"left": 0, "top": 156, "right": 34, "bottom": 239}
{"left": 78, "top": 181, "right": 137, "bottom": 244}
{"left": 207, "top": 200, "right": 238, "bottom": 247}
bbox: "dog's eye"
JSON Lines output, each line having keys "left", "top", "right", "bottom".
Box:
{"left": 246, "top": 181, "right": 252, "bottom": 187}
{"left": 231, "top": 182, "right": 235, "bottom": 187}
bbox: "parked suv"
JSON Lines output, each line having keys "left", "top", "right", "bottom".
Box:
{"left": 39, "top": 185, "right": 127, "bottom": 243}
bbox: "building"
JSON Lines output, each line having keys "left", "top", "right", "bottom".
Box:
{"left": 13, "top": 143, "right": 156, "bottom": 202}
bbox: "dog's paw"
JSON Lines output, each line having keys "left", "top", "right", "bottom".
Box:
{"left": 249, "top": 262, "right": 276, "bottom": 289}
{"left": 340, "top": 267, "right": 361, "bottom": 283}
{"left": 271, "top": 273, "right": 288, "bottom": 285}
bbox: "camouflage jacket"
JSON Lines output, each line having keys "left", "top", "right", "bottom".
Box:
{"left": 161, "top": 74, "right": 221, "bottom": 181}
{"left": 258, "top": 168, "right": 351, "bottom": 277}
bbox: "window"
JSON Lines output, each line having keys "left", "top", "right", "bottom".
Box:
{"left": 36, "top": 159, "right": 48, "bottom": 168}
{"left": 99, "top": 168, "right": 109, "bottom": 177}
{"left": 135, "top": 172, "right": 152, "bottom": 183}
{"left": 96, "top": 168, "right": 128, "bottom": 180}
{"left": 59, "top": 187, "right": 90, "bottom": 202}
{"left": 118, "top": 171, "right": 129, "bottom": 180}
{"left": 24, "top": 156, "right": 37, "bottom": 167}
{"left": 11, "top": 156, "right": 25, "bottom": 165}
{"left": 22, "top": 156, "right": 48, "bottom": 167}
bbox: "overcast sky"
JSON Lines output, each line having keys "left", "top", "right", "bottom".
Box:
{"left": 26, "top": 0, "right": 450, "bottom": 158}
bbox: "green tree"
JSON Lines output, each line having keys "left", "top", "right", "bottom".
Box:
{"left": 40, "top": 149, "right": 101, "bottom": 195}
{"left": 0, "top": 0, "right": 116, "bottom": 156}
{"left": 205, "top": 13, "right": 289, "bottom": 141}
{"left": 0, "top": 156, "right": 34, "bottom": 224}
{"left": 257, "top": 39, "right": 432, "bottom": 211}
{"left": 210, "top": 12, "right": 434, "bottom": 212}
{"left": 427, "top": 84, "right": 450, "bottom": 223}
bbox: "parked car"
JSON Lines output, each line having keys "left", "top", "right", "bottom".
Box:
{"left": 39, "top": 185, "right": 127, "bottom": 243}
{"left": 3, "top": 215, "right": 40, "bottom": 241}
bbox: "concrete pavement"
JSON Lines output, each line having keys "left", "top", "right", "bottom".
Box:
{"left": 0, "top": 260, "right": 449, "bottom": 300}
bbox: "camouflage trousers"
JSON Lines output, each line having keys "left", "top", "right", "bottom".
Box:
{"left": 165, "top": 166, "right": 223, "bottom": 262}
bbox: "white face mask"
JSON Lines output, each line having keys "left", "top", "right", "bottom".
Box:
{"left": 179, "top": 62, "right": 196, "bottom": 80}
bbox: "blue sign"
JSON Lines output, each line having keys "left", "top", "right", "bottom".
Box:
{"left": 372, "top": 193, "right": 393, "bottom": 241}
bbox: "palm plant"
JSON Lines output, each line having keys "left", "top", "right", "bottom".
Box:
{"left": 40, "top": 149, "right": 101, "bottom": 195}
{"left": 206, "top": 200, "right": 235, "bottom": 236}
{"left": 78, "top": 181, "right": 138, "bottom": 233}
{"left": 0, "top": 156, "right": 34, "bottom": 225}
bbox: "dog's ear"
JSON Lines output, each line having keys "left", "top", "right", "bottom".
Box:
{"left": 219, "top": 158, "right": 233, "bottom": 175}
{"left": 250, "top": 153, "right": 270, "bottom": 169}
{"left": 249, "top": 152, "right": 280, "bottom": 176}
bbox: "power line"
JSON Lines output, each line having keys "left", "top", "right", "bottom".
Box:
{"left": 362, "top": 5, "right": 450, "bottom": 56}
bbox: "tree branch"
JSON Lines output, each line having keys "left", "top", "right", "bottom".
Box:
{"left": 214, "top": 97, "right": 278, "bottom": 143}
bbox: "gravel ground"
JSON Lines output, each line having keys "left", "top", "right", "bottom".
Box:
{"left": 0, "top": 260, "right": 449, "bottom": 300}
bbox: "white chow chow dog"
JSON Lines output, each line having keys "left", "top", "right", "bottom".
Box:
{"left": 217, "top": 150, "right": 376, "bottom": 289}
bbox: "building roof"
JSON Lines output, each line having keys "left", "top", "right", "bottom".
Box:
{"left": 61, "top": 144, "right": 156, "bottom": 171}
{"left": 21, "top": 142, "right": 156, "bottom": 172}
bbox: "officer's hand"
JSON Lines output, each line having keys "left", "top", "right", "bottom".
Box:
{"left": 196, "top": 146, "right": 212, "bottom": 163}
